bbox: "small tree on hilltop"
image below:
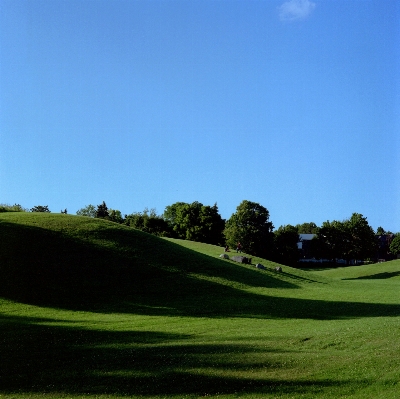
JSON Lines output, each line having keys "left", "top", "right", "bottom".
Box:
{"left": 31, "top": 205, "right": 51, "bottom": 213}
{"left": 95, "top": 201, "right": 109, "bottom": 219}
{"left": 76, "top": 204, "right": 96, "bottom": 217}
{"left": 108, "top": 209, "right": 124, "bottom": 224}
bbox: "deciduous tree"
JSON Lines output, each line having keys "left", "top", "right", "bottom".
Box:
{"left": 389, "top": 234, "right": 400, "bottom": 257}
{"left": 163, "top": 202, "right": 225, "bottom": 245}
{"left": 223, "top": 200, "right": 274, "bottom": 258}
{"left": 345, "top": 213, "right": 377, "bottom": 261}
{"left": 76, "top": 205, "right": 96, "bottom": 217}
{"left": 274, "top": 224, "right": 300, "bottom": 266}
{"left": 314, "top": 213, "right": 377, "bottom": 263}
{"left": 296, "top": 222, "right": 318, "bottom": 234}
{"left": 108, "top": 209, "right": 124, "bottom": 224}
{"left": 125, "top": 208, "right": 171, "bottom": 236}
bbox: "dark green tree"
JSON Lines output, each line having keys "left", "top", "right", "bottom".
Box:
{"left": 314, "top": 214, "right": 377, "bottom": 263}
{"left": 95, "top": 201, "right": 109, "bottom": 219}
{"left": 76, "top": 204, "right": 96, "bottom": 217}
{"left": 197, "top": 203, "right": 225, "bottom": 245}
{"left": 296, "top": 222, "right": 319, "bottom": 234}
{"left": 223, "top": 200, "right": 274, "bottom": 258}
{"left": 108, "top": 209, "right": 124, "bottom": 224}
{"left": 31, "top": 205, "right": 51, "bottom": 213}
{"left": 389, "top": 234, "right": 400, "bottom": 257}
{"left": 313, "top": 220, "right": 350, "bottom": 261}
{"left": 163, "top": 202, "right": 224, "bottom": 245}
{"left": 125, "top": 208, "right": 171, "bottom": 237}
{"left": 274, "top": 224, "right": 300, "bottom": 266}
{"left": 376, "top": 226, "right": 386, "bottom": 235}
{"left": 163, "top": 202, "right": 187, "bottom": 228}
{"left": 345, "top": 213, "right": 377, "bottom": 261}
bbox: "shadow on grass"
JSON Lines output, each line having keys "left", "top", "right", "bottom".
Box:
{"left": 343, "top": 271, "right": 400, "bottom": 280}
{"left": 0, "top": 313, "right": 368, "bottom": 397}
{"left": 1, "top": 218, "right": 400, "bottom": 320}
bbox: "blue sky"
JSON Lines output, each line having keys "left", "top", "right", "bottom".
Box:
{"left": 1, "top": 0, "right": 399, "bottom": 232}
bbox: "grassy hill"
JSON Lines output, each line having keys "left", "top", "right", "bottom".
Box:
{"left": 1, "top": 212, "right": 400, "bottom": 398}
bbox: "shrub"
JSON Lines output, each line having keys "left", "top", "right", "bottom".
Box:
{"left": 0, "top": 203, "right": 28, "bottom": 212}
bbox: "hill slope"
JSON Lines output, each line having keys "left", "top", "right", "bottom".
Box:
{"left": 0, "top": 213, "right": 309, "bottom": 314}
{"left": 2, "top": 213, "right": 400, "bottom": 399}
{"left": 1, "top": 213, "right": 399, "bottom": 320}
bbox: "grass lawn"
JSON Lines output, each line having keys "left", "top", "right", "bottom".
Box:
{"left": 0, "top": 212, "right": 399, "bottom": 398}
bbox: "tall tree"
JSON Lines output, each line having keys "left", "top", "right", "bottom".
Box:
{"left": 95, "top": 201, "right": 109, "bottom": 219}
{"left": 274, "top": 225, "right": 300, "bottom": 266}
{"left": 197, "top": 203, "right": 225, "bottom": 245}
{"left": 345, "top": 213, "right": 377, "bottom": 261}
{"left": 223, "top": 200, "right": 274, "bottom": 258}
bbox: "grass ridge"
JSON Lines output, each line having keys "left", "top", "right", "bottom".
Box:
{"left": 1, "top": 212, "right": 400, "bottom": 398}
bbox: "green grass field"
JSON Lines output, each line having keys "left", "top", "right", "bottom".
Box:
{"left": 1, "top": 212, "right": 399, "bottom": 398}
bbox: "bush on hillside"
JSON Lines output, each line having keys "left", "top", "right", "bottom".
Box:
{"left": 0, "top": 203, "right": 27, "bottom": 212}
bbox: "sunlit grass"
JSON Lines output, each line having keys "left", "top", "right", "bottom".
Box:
{"left": 1, "top": 213, "right": 400, "bottom": 398}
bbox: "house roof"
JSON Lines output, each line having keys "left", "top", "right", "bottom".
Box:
{"left": 299, "top": 234, "right": 316, "bottom": 241}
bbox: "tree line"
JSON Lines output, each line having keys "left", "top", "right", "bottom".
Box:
{"left": 2, "top": 201, "right": 399, "bottom": 265}
{"left": 73, "top": 200, "right": 400, "bottom": 265}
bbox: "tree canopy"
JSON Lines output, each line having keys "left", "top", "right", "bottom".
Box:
{"left": 76, "top": 204, "right": 96, "bottom": 218}
{"left": 274, "top": 225, "right": 300, "bottom": 266}
{"left": 95, "top": 201, "right": 109, "bottom": 219}
{"left": 296, "top": 222, "right": 318, "bottom": 234}
{"left": 389, "top": 235, "right": 400, "bottom": 256}
{"left": 312, "top": 213, "right": 377, "bottom": 262}
{"left": 125, "top": 208, "right": 170, "bottom": 237}
{"left": 163, "top": 202, "right": 225, "bottom": 245}
{"left": 223, "top": 200, "right": 274, "bottom": 258}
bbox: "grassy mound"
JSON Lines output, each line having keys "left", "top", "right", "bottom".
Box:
{"left": 0, "top": 213, "right": 305, "bottom": 313}
{"left": 1, "top": 213, "right": 400, "bottom": 398}
{"left": 1, "top": 213, "right": 399, "bottom": 320}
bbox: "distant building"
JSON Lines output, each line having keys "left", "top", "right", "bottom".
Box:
{"left": 298, "top": 234, "right": 316, "bottom": 259}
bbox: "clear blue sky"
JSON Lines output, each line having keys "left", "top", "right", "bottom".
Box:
{"left": 1, "top": 0, "right": 399, "bottom": 232}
